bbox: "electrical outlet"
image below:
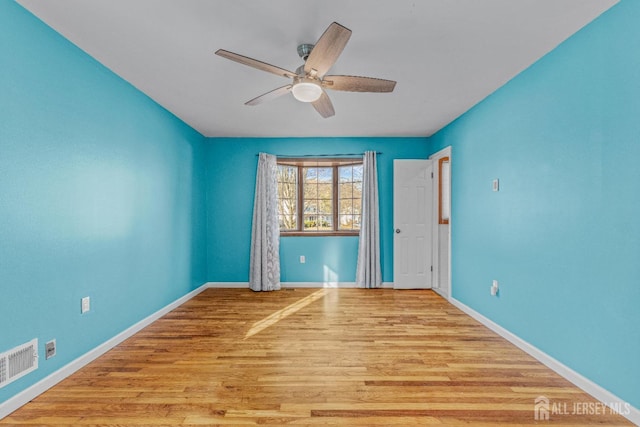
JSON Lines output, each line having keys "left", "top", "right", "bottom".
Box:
{"left": 45, "top": 339, "right": 56, "bottom": 360}
{"left": 81, "top": 296, "right": 90, "bottom": 314}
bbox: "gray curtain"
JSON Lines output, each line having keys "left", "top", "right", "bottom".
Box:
{"left": 356, "top": 151, "right": 382, "bottom": 288}
{"left": 249, "top": 153, "right": 281, "bottom": 292}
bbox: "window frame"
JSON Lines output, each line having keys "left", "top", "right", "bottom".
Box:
{"left": 277, "top": 158, "right": 363, "bottom": 237}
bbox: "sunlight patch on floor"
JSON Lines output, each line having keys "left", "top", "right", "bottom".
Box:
{"left": 244, "top": 289, "right": 329, "bottom": 339}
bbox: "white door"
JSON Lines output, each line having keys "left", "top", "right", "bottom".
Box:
{"left": 393, "top": 160, "right": 433, "bottom": 289}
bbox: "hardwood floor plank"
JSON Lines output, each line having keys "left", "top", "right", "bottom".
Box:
{"left": 0, "top": 289, "right": 632, "bottom": 426}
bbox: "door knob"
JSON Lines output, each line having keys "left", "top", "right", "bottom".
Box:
{"left": 395, "top": 228, "right": 401, "bottom": 233}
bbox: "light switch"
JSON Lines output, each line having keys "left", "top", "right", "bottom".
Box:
{"left": 492, "top": 179, "right": 499, "bottom": 192}
{"left": 81, "top": 296, "right": 90, "bottom": 314}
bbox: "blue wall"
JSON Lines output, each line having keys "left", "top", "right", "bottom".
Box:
{"left": 430, "top": 0, "right": 639, "bottom": 408}
{"left": 0, "top": 2, "right": 207, "bottom": 403}
{"left": 205, "top": 137, "right": 429, "bottom": 283}
{"left": 3, "top": 0, "right": 637, "bottom": 415}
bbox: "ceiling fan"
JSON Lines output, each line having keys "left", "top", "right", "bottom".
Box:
{"left": 215, "top": 22, "right": 396, "bottom": 118}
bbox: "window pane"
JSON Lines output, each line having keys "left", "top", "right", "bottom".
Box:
{"left": 319, "top": 199, "right": 332, "bottom": 214}
{"left": 337, "top": 164, "right": 362, "bottom": 232}
{"left": 440, "top": 160, "right": 450, "bottom": 223}
{"left": 339, "top": 166, "right": 353, "bottom": 182}
{"left": 279, "top": 214, "right": 297, "bottom": 230}
{"left": 339, "top": 214, "right": 354, "bottom": 230}
{"left": 353, "top": 165, "right": 363, "bottom": 182}
{"left": 303, "top": 214, "right": 317, "bottom": 231}
{"left": 304, "top": 199, "right": 317, "bottom": 214}
{"left": 339, "top": 199, "right": 352, "bottom": 215}
{"left": 284, "top": 182, "right": 296, "bottom": 195}
{"left": 277, "top": 165, "right": 298, "bottom": 230}
{"left": 342, "top": 214, "right": 361, "bottom": 230}
{"left": 339, "top": 182, "right": 352, "bottom": 199}
{"left": 318, "top": 167, "right": 332, "bottom": 183}
{"left": 321, "top": 215, "right": 333, "bottom": 230}
{"left": 278, "top": 198, "right": 297, "bottom": 230}
{"left": 353, "top": 215, "right": 362, "bottom": 230}
{"left": 303, "top": 214, "right": 332, "bottom": 231}
{"left": 317, "top": 183, "right": 332, "bottom": 200}
{"left": 304, "top": 167, "right": 318, "bottom": 184}
{"left": 353, "top": 199, "right": 362, "bottom": 215}
{"left": 304, "top": 183, "right": 318, "bottom": 199}
{"left": 302, "top": 167, "right": 333, "bottom": 230}
{"left": 278, "top": 165, "right": 296, "bottom": 179}
{"left": 353, "top": 182, "right": 362, "bottom": 197}
{"left": 278, "top": 197, "right": 296, "bottom": 210}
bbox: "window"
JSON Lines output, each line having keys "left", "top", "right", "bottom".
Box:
{"left": 277, "top": 158, "right": 363, "bottom": 236}
{"left": 438, "top": 156, "right": 450, "bottom": 224}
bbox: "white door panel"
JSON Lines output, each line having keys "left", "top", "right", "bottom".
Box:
{"left": 393, "top": 160, "right": 433, "bottom": 289}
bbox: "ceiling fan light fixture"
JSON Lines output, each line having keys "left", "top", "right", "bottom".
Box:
{"left": 292, "top": 78, "right": 322, "bottom": 103}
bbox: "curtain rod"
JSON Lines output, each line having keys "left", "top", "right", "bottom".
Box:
{"left": 256, "top": 152, "right": 382, "bottom": 157}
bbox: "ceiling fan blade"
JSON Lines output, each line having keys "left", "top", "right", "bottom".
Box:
{"left": 311, "top": 90, "right": 335, "bottom": 118}
{"left": 245, "top": 85, "right": 293, "bottom": 106}
{"left": 215, "top": 49, "right": 297, "bottom": 79}
{"left": 323, "top": 75, "right": 396, "bottom": 93}
{"left": 304, "top": 22, "right": 352, "bottom": 78}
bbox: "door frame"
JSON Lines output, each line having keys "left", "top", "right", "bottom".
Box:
{"left": 429, "top": 146, "right": 452, "bottom": 300}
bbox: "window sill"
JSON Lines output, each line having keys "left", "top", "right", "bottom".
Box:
{"left": 280, "top": 231, "right": 360, "bottom": 237}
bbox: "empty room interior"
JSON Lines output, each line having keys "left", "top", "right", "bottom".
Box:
{"left": 1, "top": 0, "right": 639, "bottom": 425}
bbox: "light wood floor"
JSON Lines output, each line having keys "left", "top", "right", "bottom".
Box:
{"left": 2, "top": 288, "right": 632, "bottom": 426}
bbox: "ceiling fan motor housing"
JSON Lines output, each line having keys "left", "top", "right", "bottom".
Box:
{"left": 297, "top": 43, "right": 314, "bottom": 61}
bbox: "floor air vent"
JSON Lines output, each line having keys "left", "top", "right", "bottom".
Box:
{"left": 0, "top": 339, "right": 38, "bottom": 389}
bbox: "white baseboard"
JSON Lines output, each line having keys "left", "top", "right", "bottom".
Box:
{"left": 0, "top": 282, "right": 210, "bottom": 420}
{"left": 281, "top": 282, "right": 394, "bottom": 289}
{"left": 206, "top": 281, "right": 394, "bottom": 289}
{"left": 282, "top": 282, "right": 350, "bottom": 288}
{"left": 432, "top": 286, "right": 449, "bottom": 300}
{"left": 205, "top": 281, "right": 249, "bottom": 288}
{"left": 449, "top": 297, "right": 640, "bottom": 426}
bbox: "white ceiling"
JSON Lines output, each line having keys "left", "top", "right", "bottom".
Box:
{"left": 17, "top": 0, "right": 618, "bottom": 138}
